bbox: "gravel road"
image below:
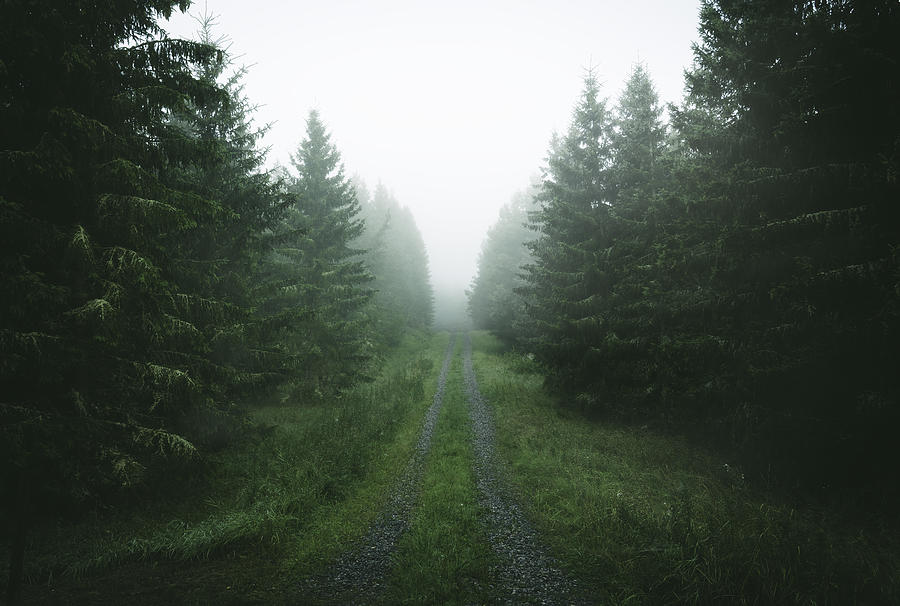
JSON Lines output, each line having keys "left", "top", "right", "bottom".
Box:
{"left": 299, "top": 334, "right": 457, "bottom": 604}
{"left": 462, "top": 334, "right": 583, "bottom": 605}
{"left": 300, "top": 333, "right": 584, "bottom": 604}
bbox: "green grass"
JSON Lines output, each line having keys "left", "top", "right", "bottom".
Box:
{"left": 280, "top": 330, "right": 453, "bottom": 580}
{"left": 14, "top": 331, "right": 450, "bottom": 600}
{"left": 468, "top": 330, "right": 900, "bottom": 605}
{"left": 383, "top": 337, "right": 497, "bottom": 605}
{"left": 14, "top": 329, "right": 898, "bottom": 604}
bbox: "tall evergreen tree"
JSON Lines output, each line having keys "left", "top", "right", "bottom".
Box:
{"left": 260, "top": 111, "right": 374, "bottom": 397}
{"left": 521, "top": 72, "right": 616, "bottom": 396}
{"left": 665, "top": 0, "right": 900, "bottom": 489}
{"left": 362, "top": 183, "right": 434, "bottom": 343}
{"left": 570, "top": 64, "right": 672, "bottom": 409}
{"left": 0, "top": 1, "right": 248, "bottom": 600}
{"left": 354, "top": 182, "right": 433, "bottom": 346}
{"left": 164, "top": 15, "right": 291, "bottom": 419}
{"left": 610, "top": 64, "right": 667, "bottom": 210}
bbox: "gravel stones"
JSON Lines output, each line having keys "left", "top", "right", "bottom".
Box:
{"left": 462, "top": 334, "right": 583, "bottom": 605}
{"left": 301, "top": 333, "right": 585, "bottom": 604}
{"left": 300, "top": 334, "right": 457, "bottom": 604}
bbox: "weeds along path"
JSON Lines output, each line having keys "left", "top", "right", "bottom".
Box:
{"left": 463, "top": 333, "right": 582, "bottom": 605}
{"left": 301, "top": 333, "right": 457, "bottom": 604}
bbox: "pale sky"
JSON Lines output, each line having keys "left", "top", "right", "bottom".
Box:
{"left": 160, "top": 0, "right": 702, "bottom": 318}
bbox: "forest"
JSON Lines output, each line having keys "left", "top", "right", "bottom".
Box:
{"left": 470, "top": 0, "right": 900, "bottom": 502}
{"left": 2, "top": 1, "right": 899, "bottom": 604}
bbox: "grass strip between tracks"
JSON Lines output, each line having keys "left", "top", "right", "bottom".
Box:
{"left": 384, "top": 335, "right": 498, "bottom": 605}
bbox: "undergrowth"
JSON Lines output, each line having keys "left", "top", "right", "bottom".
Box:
{"left": 12, "top": 331, "right": 447, "bottom": 587}
{"left": 469, "top": 330, "right": 900, "bottom": 605}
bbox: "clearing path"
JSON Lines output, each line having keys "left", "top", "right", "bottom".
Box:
{"left": 462, "top": 333, "right": 583, "bottom": 605}
{"left": 301, "top": 334, "right": 457, "bottom": 604}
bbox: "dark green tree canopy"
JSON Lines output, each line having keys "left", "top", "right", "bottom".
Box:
{"left": 610, "top": 63, "right": 666, "bottom": 208}
{"left": 291, "top": 110, "right": 366, "bottom": 257}
{"left": 1, "top": 0, "right": 230, "bottom": 506}
{"left": 520, "top": 72, "right": 616, "bottom": 392}
{"left": 512, "top": 0, "right": 900, "bottom": 501}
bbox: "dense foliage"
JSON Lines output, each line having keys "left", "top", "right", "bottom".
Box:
{"left": 4, "top": 0, "right": 898, "bottom": 600}
{"left": 478, "top": 0, "right": 900, "bottom": 502}
{"left": 1, "top": 0, "right": 231, "bottom": 520}
{"left": 0, "top": 2, "right": 433, "bottom": 600}
{"left": 258, "top": 110, "right": 375, "bottom": 398}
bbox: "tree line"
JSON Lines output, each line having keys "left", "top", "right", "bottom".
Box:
{"left": 0, "top": 1, "right": 432, "bottom": 598}
{"left": 469, "top": 0, "right": 900, "bottom": 503}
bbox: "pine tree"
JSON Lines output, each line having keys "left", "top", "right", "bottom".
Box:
{"left": 160, "top": 14, "right": 291, "bottom": 425}
{"left": 0, "top": 1, "right": 240, "bottom": 600}
{"left": 521, "top": 72, "right": 616, "bottom": 397}
{"left": 261, "top": 111, "right": 374, "bottom": 397}
{"left": 610, "top": 64, "right": 667, "bottom": 211}
{"left": 572, "top": 64, "right": 672, "bottom": 410}
{"left": 355, "top": 181, "right": 434, "bottom": 346}
{"left": 663, "top": 0, "right": 900, "bottom": 492}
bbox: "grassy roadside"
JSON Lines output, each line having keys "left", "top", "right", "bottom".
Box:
{"left": 12, "top": 331, "right": 449, "bottom": 604}
{"left": 281, "top": 331, "right": 452, "bottom": 582}
{"left": 469, "top": 331, "right": 900, "bottom": 605}
{"left": 383, "top": 336, "right": 497, "bottom": 605}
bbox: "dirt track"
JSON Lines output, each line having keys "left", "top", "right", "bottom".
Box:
{"left": 462, "top": 334, "right": 582, "bottom": 605}
{"left": 300, "top": 334, "right": 457, "bottom": 604}
{"left": 300, "top": 332, "right": 582, "bottom": 604}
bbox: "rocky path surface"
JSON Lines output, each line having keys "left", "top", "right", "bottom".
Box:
{"left": 300, "top": 334, "right": 457, "bottom": 604}
{"left": 462, "top": 334, "right": 583, "bottom": 605}
{"left": 301, "top": 333, "right": 584, "bottom": 604}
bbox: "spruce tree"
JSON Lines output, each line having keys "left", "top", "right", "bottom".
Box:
{"left": 362, "top": 183, "right": 434, "bottom": 344}
{"left": 0, "top": 1, "right": 240, "bottom": 600}
{"left": 664, "top": 0, "right": 900, "bottom": 492}
{"left": 262, "top": 111, "right": 374, "bottom": 397}
{"left": 521, "top": 72, "right": 616, "bottom": 397}
{"left": 610, "top": 64, "right": 667, "bottom": 211}
{"left": 166, "top": 15, "right": 291, "bottom": 416}
{"left": 575, "top": 64, "right": 672, "bottom": 410}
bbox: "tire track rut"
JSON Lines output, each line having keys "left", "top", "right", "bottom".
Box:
{"left": 462, "top": 333, "right": 583, "bottom": 605}
{"left": 300, "top": 334, "right": 457, "bottom": 604}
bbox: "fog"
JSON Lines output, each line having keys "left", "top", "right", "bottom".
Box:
{"left": 161, "top": 0, "right": 701, "bottom": 324}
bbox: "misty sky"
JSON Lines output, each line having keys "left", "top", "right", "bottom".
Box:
{"left": 161, "top": 0, "right": 702, "bottom": 308}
